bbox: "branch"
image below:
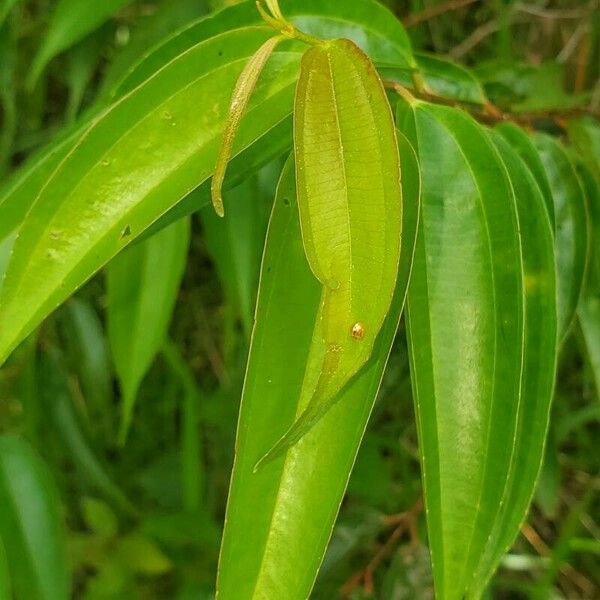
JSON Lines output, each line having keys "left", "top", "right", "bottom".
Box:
{"left": 383, "top": 80, "right": 600, "bottom": 130}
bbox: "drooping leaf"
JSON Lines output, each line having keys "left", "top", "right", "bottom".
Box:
{"left": 211, "top": 34, "right": 284, "bottom": 216}
{"left": 0, "top": 537, "right": 10, "bottom": 600}
{"left": 107, "top": 217, "right": 190, "bottom": 443}
{"left": 28, "top": 0, "right": 134, "bottom": 88}
{"left": 59, "top": 298, "right": 113, "bottom": 431}
{"left": 256, "top": 38, "right": 403, "bottom": 465}
{"left": 397, "top": 98, "right": 555, "bottom": 598}
{"left": 38, "top": 348, "right": 136, "bottom": 516}
{"left": 533, "top": 132, "right": 589, "bottom": 342}
{"left": 0, "top": 435, "right": 71, "bottom": 600}
{"left": 497, "top": 122, "right": 555, "bottom": 228}
{"left": 472, "top": 130, "right": 557, "bottom": 591}
{"left": 217, "top": 143, "right": 420, "bottom": 598}
{"left": 579, "top": 296, "right": 600, "bottom": 399}
{"left": 568, "top": 117, "right": 600, "bottom": 182}
{"left": 0, "top": 26, "right": 304, "bottom": 366}
{"left": 161, "top": 338, "right": 204, "bottom": 513}
{"left": 575, "top": 159, "right": 600, "bottom": 400}
{"left": 64, "top": 27, "right": 111, "bottom": 121}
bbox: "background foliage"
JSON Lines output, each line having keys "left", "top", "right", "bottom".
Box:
{"left": 0, "top": 0, "right": 598, "bottom": 598}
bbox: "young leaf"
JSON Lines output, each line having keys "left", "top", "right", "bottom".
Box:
{"left": 0, "top": 436, "right": 71, "bottom": 600}
{"left": 257, "top": 38, "right": 402, "bottom": 466}
{"left": 217, "top": 146, "right": 419, "bottom": 599}
{"left": 211, "top": 34, "right": 284, "bottom": 216}
{"left": 397, "top": 99, "right": 530, "bottom": 599}
{"left": 107, "top": 217, "right": 190, "bottom": 443}
{"left": 0, "top": 26, "right": 303, "bottom": 367}
{"left": 533, "top": 133, "right": 589, "bottom": 342}
{"left": 28, "top": 0, "right": 134, "bottom": 88}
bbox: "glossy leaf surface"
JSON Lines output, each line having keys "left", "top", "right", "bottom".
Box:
{"left": 107, "top": 218, "right": 190, "bottom": 442}
{"left": 497, "top": 122, "right": 555, "bottom": 228}
{"left": 218, "top": 140, "right": 419, "bottom": 599}
{"left": 0, "top": 436, "right": 70, "bottom": 600}
{"left": 397, "top": 99, "right": 554, "bottom": 599}
{"left": 0, "top": 26, "right": 302, "bottom": 366}
{"left": 534, "top": 133, "right": 589, "bottom": 342}
{"left": 259, "top": 38, "right": 403, "bottom": 463}
{"left": 106, "top": 0, "right": 414, "bottom": 99}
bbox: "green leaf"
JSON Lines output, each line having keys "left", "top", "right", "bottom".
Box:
{"left": 568, "top": 117, "right": 600, "bottom": 182}
{"left": 217, "top": 142, "right": 420, "bottom": 599}
{"left": 576, "top": 159, "right": 600, "bottom": 400}
{"left": 211, "top": 34, "right": 284, "bottom": 216}
{"left": 99, "top": 0, "right": 210, "bottom": 96}
{"left": 64, "top": 28, "right": 110, "bottom": 121}
{"left": 0, "top": 26, "right": 303, "bottom": 366}
{"left": 0, "top": 538, "right": 10, "bottom": 600}
{"left": 116, "top": 533, "right": 172, "bottom": 575}
{"left": 381, "top": 52, "right": 487, "bottom": 105}
{"left": 398, "top": 99, "right": 554, "bottom": 598}
{"left": 533, "top": 133, "right": 589, "bottom": 342}
{"left": 38, "top": 348, "right": 136, "bottom": 516}
{"left": 28, "top": 0, "right": 134, "bottom": 88}
{"left": 0, "top": 117, "right": 94, "bottom": 246}
{"left": 257, "top": 38, "right": 403, "bottom": 465}
{"left": 497, "top": 122, "right": 555, "bottom": 228}
{"left": 106, "top": 0, "right": 414, "bottom": 100}
{"left": 200, "top": 172, "right": 271, "bottom": 337}
{"left": 80, "top": 497, "right": 119, "bottom": 538}
{"left": 474, "top": 130, "right": 557, "bottom": 589}
{"left": 0, "top": 0, "right": 18, "bottom": 28}
{"left": 0, "top": 435, "right": 71, "bottom": 600}
{"left": 107, "top": 218, "right": 190, "bottom": 443}
{"left": 59, "top": 298, "right": 113, "bottom": 430}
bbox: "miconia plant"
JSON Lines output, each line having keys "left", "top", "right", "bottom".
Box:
{"left": 0, "top": 0, "right": 597, "bottom": 598}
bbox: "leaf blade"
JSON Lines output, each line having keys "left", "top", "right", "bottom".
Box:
{"left": 0, "top": 436, "right": 71, "bottom": 600}
{"left": 217, "top": 139, "right": 419, "bottom": 598}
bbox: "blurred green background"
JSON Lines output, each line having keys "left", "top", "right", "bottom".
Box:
{"left": 0, "top": 0, "right": 598, "bottom": 598}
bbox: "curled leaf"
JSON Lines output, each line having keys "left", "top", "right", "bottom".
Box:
{"left": 256, "top": 38, "right": 402, "bottom": 467}
{"left": 211, "top": 35, "right": 284, "bottom": 216}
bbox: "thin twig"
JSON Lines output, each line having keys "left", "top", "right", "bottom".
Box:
{"left": 402, "top": 0, "right": 481, "bottom": 28}
{"left": 516, "top": 2, "right": 596, "bottom": 20}
{"left": 383, "top": 80, "right": 600, "bottom": 129}
{"left": 521, "top": 523, "right": 596, "bottom": 596}
{"left": 340, "top": 498, "right": 423, "bottom": 597}
{"left": 448, "top": 20, "right": 499, "bottom": 59}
